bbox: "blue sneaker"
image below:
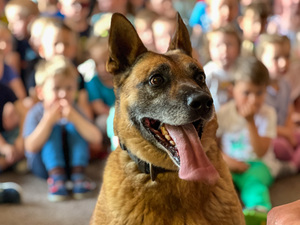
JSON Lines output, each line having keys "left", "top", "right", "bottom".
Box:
{"left": 47, "top": 174, "right": 69, "bottom": 202}
{"left": 243, "top": 207, "right": 267, "bottom": 225}
{"left": 71, "top": 173, "right": 96, "bottom": 199}
{"left": 0, "top": 182, "right": 22, "bottom": 204}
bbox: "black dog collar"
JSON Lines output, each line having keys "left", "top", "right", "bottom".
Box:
{"left": 119, "top": 142, "right": 172, "bottom": 181}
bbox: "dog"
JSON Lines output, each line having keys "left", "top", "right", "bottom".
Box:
{"left": 90, "top": 13, "right": 245, "bottom": 225}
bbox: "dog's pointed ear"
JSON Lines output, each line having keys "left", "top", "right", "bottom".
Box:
{"left": 168, "top": 12, "right": 192, "bottom": 57}
{"left": 107, "top": 13, "right": 148, "bottom": 74}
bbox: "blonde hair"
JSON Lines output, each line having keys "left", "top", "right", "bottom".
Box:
{"left": 5, "top": 0, "right": 39, "bottom": 18}
{"left": 35, "top": 55, "right": 78, "bottom": 86}
{"left": 256, "top": 34, "right": 290, "bottom": 60}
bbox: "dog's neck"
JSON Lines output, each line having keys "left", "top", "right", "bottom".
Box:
{"left": 120, "top": 142, "right": 173, "bottom": 181}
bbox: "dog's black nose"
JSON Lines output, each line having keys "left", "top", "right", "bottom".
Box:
{"left": 187, "top": 93, "right": 213, "bottom": 111}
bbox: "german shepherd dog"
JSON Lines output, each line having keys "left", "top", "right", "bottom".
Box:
{"left": 90, "top": 13, "right": 245, "bottom": 225}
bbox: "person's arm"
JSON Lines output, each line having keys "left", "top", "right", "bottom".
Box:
{"left": 91, "top": 99, "right": 110, "bottom": 116}
{"left": 277, "top": 104, "right": 297, "bottom": 146}
{"left": 239, "top": 103, "right": 270, "bottom": 157}
{"left": 267, "top": 200, "right": 300, "bottom": 225}
{"left": 8, "top": 78, "right": 27, "bottom": 100}
{"left": 0, "top": 134, "right": 18, "bottom": 163}
{"left": 217, "top": 136, "right": 249, "bottom": 173}
{"left": 222, "top": 152, "right": 249, "bottom": 173}
{"left": 24, "top": 103, "right": 61, "bottom": 153}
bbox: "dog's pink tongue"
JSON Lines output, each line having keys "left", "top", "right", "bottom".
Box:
{"left": 165, "top": 124, "right": 219, "bottom": 185}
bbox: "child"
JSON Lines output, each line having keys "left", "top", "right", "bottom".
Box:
{"left": 0, "top": 83, "right": 25, "bottom": 172}
{"left": 238, "top": 2, "right": 269, "bottom": 57}
{"left": 38, "top": 19, "right": 93, "bottom": 119}
{"left": 58, "top": 0, "right": 92, "bottom": 61}
{"left": 204, "top": 24, "right": 241, "bottom": 111}
{"left": 267, "top": 0, "right": 300, "bottom": 49}
{"left": 84, "top": 36, "right": 114, "bottom": 131}
{"left": 256, "top": 34, "right": 300, "bottom": 172}
{"left": 0, "top": 23, "right": 26, "bottom": 100}
{"left": 23, "top": 56, "right": 102, "bottom": 202}
{"left": 82, "top": 36, "right": 114, "bottom": 155}
{"left": 4, "top": 0, "right": 39, "bottom": 94}
{"left": 134, "top": 9, "right": 157, "bottom": 51}
{"left": 217, "top": 56, "right": 276, "bottom": 222}
{"left": 152, "top": 16, "right": 175, "bottom": 54}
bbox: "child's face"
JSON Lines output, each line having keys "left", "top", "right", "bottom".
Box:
{"left": 239, "top": 9, "right": 266, "bottom": 42}
{"left": 152, "top": 20, "right": 174, "bottom": 53}
{"left": 209, "top": 32, "right": 240, "bottom": 70}
{"left": 41, "top": 27, "right": 78, "bottom": 61}
{"left": 59, "top": 0, "right": 90, "bottom": 21}
{"left": 6, "top": 7, "right": 30, "bottom": 40}
{"left": 233, "top": 80, "right": 266, "bottom": 113}
{"left": 37, "top": 75, "right": 77, "bottom": 109}
{"left": 260, "top": 42, "right": 290, "bottom": 79}
{"left": 136, "top": 20, "right": 155, "bottom": 51}
{"left": 209, "top": 0, "right": 239, "bottom": 29}
{"left": 90, "top": 46, "right": 112, "bottom": 82}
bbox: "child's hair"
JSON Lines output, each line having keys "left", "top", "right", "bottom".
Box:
{"left": 86, "top": 36, "right": 108, "bottom": 55}
{"left": 233, "top": 56, "right": 269, "bottom": 86}
{"left": 242, "top": 2, "right": 270, "bottom": 19}
{"left": 5, "top": 0, "right": 39, "bottom": 18}
{"left": 135, "top": 8, "right": 158, "bottom": 26}
{"left": 35, "top": 55, "right": 78, "bottom": 86}
{"left": 30, "top": 16, "right": 60, "bottom": 37}
{"left": 206, "top": 24, "right": 242, "bottom": 50}
{"left": 256, "top": 34, "right": 291, "bottom": 59}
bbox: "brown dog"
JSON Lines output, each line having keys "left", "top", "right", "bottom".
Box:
{"left": 90, "top": 13, "right": 245, "bottom": 225}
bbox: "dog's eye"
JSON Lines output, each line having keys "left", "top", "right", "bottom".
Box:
{"left": 194, "top": 72, "right": 205, "bottom": 84}
{"left": 149, "top": 74, "right": 164, "bottom": 86}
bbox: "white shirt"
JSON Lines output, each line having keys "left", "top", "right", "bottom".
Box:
{"left": 217, "top": 100, "right": 281, "bottom": 176}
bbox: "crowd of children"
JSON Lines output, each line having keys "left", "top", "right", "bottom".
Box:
{"left": 0, "top": 0, "right": 300, "bottom": 222}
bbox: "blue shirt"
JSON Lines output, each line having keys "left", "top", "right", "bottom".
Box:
{"left": 0, "top": 63, "right": 18, "bottom": 85}
{"left": 85, "top": 74, "right": 115, "bottom": 107}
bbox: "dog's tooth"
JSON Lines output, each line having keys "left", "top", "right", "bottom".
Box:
{"left": 165, "top": 134, "right": 171, "bottom": 141}
{"left": 161, "top": 126, "right": 167, "bottom": 135}
{"left": 170, "top": 140, "right": 175, "bottom": 146}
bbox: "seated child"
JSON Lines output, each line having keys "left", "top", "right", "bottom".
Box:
{"left": 256, "top": 34, "right": 300, "bottom": 173}
{"left": 217, "top": 57, "right": 276, "bottom": 222}
{"left": 23, "top": 56, "right": 102, "bottom": 202}
{"left": 0, "top": 83, "right": 25, "bottom": 171}
{"left": 238, "top": 2, "right": 269, "bottom": 57}
{"left": 204, "top": 24, "right": 241, "bottom": 111}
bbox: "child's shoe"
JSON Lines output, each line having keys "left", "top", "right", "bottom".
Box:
{"left": 0, "top": 182, "right": 22, "bottom": 204}
{"left": 243, "top": 207, "right": 267, "bottom": 225}
{"left": 47, "top": 174, "right": 68, "bottom": 202}
{"left": 71, "top": 173, "right": 96, "bottom": 200}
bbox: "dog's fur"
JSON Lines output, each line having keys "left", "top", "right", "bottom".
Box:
{"left": 90, "top": 13, "right": 245, "bottom": 225}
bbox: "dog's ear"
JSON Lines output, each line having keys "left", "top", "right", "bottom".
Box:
{"left": 107, "top": 13, "right": 147, "bottom": 74}
{"left": 168, "top": 12, "right": 192, "bottom": 57}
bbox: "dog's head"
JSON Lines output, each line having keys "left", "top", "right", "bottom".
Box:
{"left": 107, "top": 13, "right": 219, "bottom": 185}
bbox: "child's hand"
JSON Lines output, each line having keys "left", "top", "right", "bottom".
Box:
{"left": 230, "top": 160, "right": 249, "bottom": 173}
{"left": 0, "top": 144, "right": 18, "bottom": 164}
{"left": 238, "top": 103, "right": 256, "bottom": 122}
{"left": 44, "top": 101, "right": 63, "bottom": 125}
{"left": 59, "top": 99, "right": 76, "bottom": 122}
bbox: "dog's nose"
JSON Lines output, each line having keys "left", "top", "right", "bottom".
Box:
{"left": 187, "top": 93, "right": 213, "bottom": 111}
